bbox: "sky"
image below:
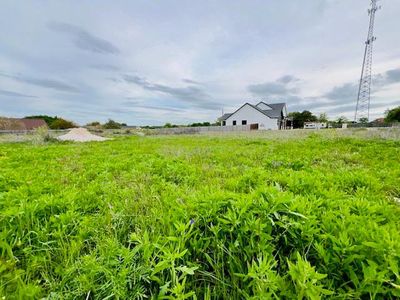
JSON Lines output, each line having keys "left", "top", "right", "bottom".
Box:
{"left": 0, "top": 0, "right": 399, "bottom": 126}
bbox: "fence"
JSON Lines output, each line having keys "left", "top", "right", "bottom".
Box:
{"left": 0, "top": 129, "right": 68, "bottom": 135}
{"left": 152, "top": 125, "right": 252, "bottom": 135}
{"left": 347, "top": 123, "right": 398, "bottom": 128}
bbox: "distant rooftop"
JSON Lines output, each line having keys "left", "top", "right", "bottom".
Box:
{"left": 220, "top": 102, "right": 286, "bottom": 120}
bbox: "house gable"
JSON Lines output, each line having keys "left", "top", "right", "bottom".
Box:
{"left": 256, "top": 102, "right": 273, "bottom": 110}
{"left": 225, "top": 103, "right": 271, "bottom": 122}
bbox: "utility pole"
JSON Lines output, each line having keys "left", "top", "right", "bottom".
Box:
{"left": 354, "top": 0, "right": 381, "bottom": 123}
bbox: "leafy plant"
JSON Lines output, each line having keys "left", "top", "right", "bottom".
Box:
{"left": 0, "top": 132, "right": 399, "bottom": 298}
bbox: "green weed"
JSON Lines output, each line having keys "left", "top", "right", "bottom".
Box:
{"left": 0, "top": 134, "right": 399, "bottom": 299}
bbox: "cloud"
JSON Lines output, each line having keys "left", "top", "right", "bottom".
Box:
{"left": 386, "top": 68, "right": 400, "bottom": 83}
{"left": 323, "top": 68, "right": 400, "bottom": 105}
{"left": 1, "top": 1, "right": 399, "bottom": 124}
{"left": 48, "top": 22, "right": 119, "bottom": 54}
{"left": 123, "top": 74, "right": 219, "bottom": 109}
{"left": 248, "top": 75, "right": 298, "bottom": 97}
{"left": 89, "top": 64, "right": 120, "bottom": 71}
{"left": 277, "top": 75, "right": 299, "bottom": 84}
{"left": 324, "top": 82, "right": 358, "bottom": 101}
{"left": 123, "top": 103, "right": 184, "bottom": 112}
{"left": 1, "top": 73, "right": 80, "bottom": 93}
{"left": 374, "top": 67, "right": 400, "bottom": 87}
{"left": 182, "top": 79, "right": 201, "bottom": 85}
{"left": 0, "top": 89, "right": 37, "bottom": 98}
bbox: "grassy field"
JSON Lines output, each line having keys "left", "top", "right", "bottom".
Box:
{"left": 1, "top": 131, "right": 400, "bottom": 299}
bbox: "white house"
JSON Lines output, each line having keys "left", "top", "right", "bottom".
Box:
{"left": 219, "top": 102, "right": 289, "bottom": 130}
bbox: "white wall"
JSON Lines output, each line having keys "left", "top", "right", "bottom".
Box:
{"left": 225, "top": 104, "right": 279, "bottom": 130}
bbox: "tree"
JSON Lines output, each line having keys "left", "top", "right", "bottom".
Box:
{"left": 189, "top": 122, "right": 211, "bottom": 127}
{"left": 163, "top": 123, "right": 178, "bottom": 128}
{"left": 288, "top": 111, "right": 318, "bottom": 129}
{"left": 336, "top": 116, "right": 349, "bottom": 124}
{"left": 49, "top": 118, "right": 76, "bottom": 129}
{"left": 103, "top": 119, "right": 122, "bottom": 129}
{"left": 318, "top": 113, "right": 328, "bottom": 123}
{"left": 384, "top": 106, "right": 400, "bottom": 123}
{"left": 86, "top": 121, "right": 101, "bottom": 127}
{"left": 358, "top": 117, "right": 369, "bottom": 124}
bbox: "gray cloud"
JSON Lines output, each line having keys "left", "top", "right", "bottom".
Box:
{"left": 20, "top": 77, "right": 79, "bottom": 92}
{"left": 249, "top": 82, "right": 288, "bottom": 96}
{"left": 1, "top": 73, "right": 79, "bottom": 92}
{"left": 386, "top": 68, "right": 400, "bottom": 83}
{"left": 251, "top": 68, "right": 400, "bottom": 117}
{"left": 182, "top": 79, "right": 201, "bottom": 85}
{"left": 374, "top": 67, "right": 400, "bottom": 87}
{"left": 0, "top": 89, "right": 37, "bottom": 98}
{"left": 89, "top": 64, "right": 120, "bottom": 71}
{"left": 277, "top": 75, "right": 299, "bottom": 84}
{"left": 48, "top": 22, "right": 119, "bottom": 55}
{"left": 324, "top": 82, "right": 358, "bottom": 101}
{"left": 248, "top": 75, "right": 298, "bottom": 97}
{"left": 123, "top": 102, "right": 185, "bottom": 112}
{"left": 323, "top": 68, "right": 400, "bottom": 106}
{"left": 123, "top": 74, "right": 219, "bottom": 109}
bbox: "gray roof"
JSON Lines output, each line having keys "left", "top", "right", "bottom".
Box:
{"left": 221, "top": 102, "right": 286, "bottom": 121}
{"left": 257, "top": 102, "right": 285, "bottom": 119}
{"left": 265, "top": 103, "right": 285, "bottom": 112}
{"left": 219, "top": 113, "right": 233, "bottom": 121}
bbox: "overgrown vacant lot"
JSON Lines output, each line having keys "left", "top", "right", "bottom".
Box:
{"left": 1, "top": 133, "right": 400, "bottom": 299}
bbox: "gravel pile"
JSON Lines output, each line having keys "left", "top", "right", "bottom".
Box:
{"left": 57, "top": 128, "right": 108, "bottom": 142}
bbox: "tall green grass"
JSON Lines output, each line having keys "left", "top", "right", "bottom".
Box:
{"left": 0, "top": 134, "right": 399, "bottom": 299}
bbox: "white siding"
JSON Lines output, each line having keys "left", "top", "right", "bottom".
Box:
{"left": 225, "top": 104, "right": 279, "bottom": 130}
{"left": 282, "top": 105, "right": 288, "bottom": 117}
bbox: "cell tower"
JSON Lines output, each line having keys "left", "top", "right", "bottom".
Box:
{"left": 354, "top": 0, "right": 381, "bottom": 123}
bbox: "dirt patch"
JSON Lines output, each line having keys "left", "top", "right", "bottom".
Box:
{"left": 57, "top": 128, "right": 108, "bottom": 142}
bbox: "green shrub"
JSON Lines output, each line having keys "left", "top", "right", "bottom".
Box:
{"left": 103, "top": 119, "right": 122, "bottom": 129}
{"left": 49, "top": 118, "right": 76, "bottom": 129}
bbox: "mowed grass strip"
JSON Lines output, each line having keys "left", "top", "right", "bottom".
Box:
{"left": 0, "top": 134, "right": 399, "bottom": 299}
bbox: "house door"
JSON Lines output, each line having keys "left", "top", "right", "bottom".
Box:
{"left": 250, "top": 123, "right": 259, "bottom": 130}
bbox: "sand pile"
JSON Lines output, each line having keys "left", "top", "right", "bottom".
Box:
{"left": 57, "top": 128, "right": 108, "bottom": 142}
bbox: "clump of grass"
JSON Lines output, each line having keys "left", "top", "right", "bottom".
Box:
{"left": 31, "top": 126, "right": 58, "bottom": 144}
{"left": 0, "top": 134, "right": 399, "bottom": 298}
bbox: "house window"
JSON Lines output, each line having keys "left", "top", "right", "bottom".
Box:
{"left": 222, "top": 121, "right": 226, "bottom": 126}
{"left": 233, "top": 120, "right": 237, "bottom": 125}
{"left": 242, "top": 120, "right": 247, "bottom": 125}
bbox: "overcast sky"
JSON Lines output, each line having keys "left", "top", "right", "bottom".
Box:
{"left": 0, "top": 0, "right": 399, "bottom": 125}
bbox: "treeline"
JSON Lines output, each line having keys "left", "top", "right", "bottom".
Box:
{"left": 86, "top": 119, "right": 127, "bottom": 129}
{"left": 288, "top": 111, "right": 350, "bottom": 129}
{"left": 289, "top": 105, "right": 400, "bottom": 129}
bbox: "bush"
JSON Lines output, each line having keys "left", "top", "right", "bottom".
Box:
{"left": 32, "top": 126, "right": 56, "bottom": 144}
{"left": 103, "top": 119, "right": 122, "bottom": 129}
{"left": 385, "top": 106, "right": 400, "bottom": 123}
{"left": 86, "top": 121, "right": 101, "bottom": 127}
{"left": 49, "top": 118, "right": 76, "bottom": 129}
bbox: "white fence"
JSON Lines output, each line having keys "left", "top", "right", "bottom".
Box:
{"left": 153, "top": 125, "right": 252, "bottom": 135}
{"left": 0, "top": 129, "right": 68, "bottom": 134}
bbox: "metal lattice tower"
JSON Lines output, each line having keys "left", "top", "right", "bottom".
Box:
{"left": 354, "top": 0, "right": 381, "bottom": 123}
